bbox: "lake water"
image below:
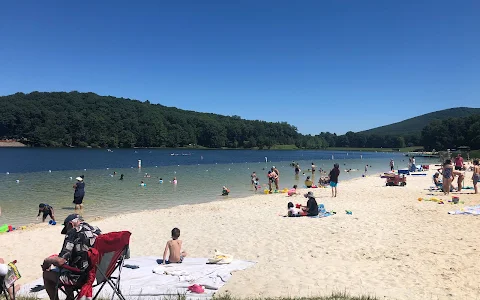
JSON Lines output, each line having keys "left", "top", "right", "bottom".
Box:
{"left": 0, "top": 148, "right": 437, "bottom": 227}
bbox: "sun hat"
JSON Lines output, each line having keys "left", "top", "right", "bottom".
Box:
{"left": 0, "top": 264, "right": 8, "bottom": 276}
{"left": 304, "top": 191, "right": 314, "bottom": 198}
{"left": 76, "top": 177, "right": 83, "bottom": 181}
{"left": 61, "top": 214, "right": 82, "bottom": 234}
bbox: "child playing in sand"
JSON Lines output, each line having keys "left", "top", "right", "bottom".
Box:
{"left": 158, "top": 228, "right": 187, "bottom": 264}
{"left": 287, "top": 202, "right": 303, "bottom": 217}
{"left": 37, "top": 203, "right": 55, "bottom": 222}
{"left": 287, "top": 185, "right": 298, "bottom": 196}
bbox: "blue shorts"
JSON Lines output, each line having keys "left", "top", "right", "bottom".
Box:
{"left": 329, "top": 182, "right": 337, "bottom": 188}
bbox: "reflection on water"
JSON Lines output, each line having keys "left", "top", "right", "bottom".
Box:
{"left": 0, "top": 149, "right": 437, "bottom": 226}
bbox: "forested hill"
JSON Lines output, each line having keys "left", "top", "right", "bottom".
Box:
{"left": 0, "top": 91, "right": 308, "bottom": 148}
{"left": 359, "top": 107, "right": 480, "bottom": 136}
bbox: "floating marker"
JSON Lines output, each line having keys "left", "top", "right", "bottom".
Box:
{"left": 6, "top": 172, "right": 9, "bottom": 175}
{"left": 48, "top": 170, "right": 52, "bottom": 173}
{"left": 155, "top": 166, "right": 158, "bottom": 168}
{"left": 107, "top": 168, "right": 109, "bottom": 170}
{"left": 84, "top": 169, "right": 87, "bottom": 171}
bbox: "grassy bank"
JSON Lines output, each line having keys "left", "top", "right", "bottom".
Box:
{"left": 327, "top": 146, "right": 421, "bottom": 153}
{"left": 470, "top": 150, "right": 480, "bottom": 159}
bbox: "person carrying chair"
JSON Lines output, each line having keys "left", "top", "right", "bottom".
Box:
{"left": 41, "top": 214, "right": 101, "bottom": 300}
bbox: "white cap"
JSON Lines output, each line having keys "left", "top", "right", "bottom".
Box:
{"left": 76, "top": 177, "right": 83, "bottom": 181}
{"left": 0, "top": 264, "right": 8, "bottom": 276}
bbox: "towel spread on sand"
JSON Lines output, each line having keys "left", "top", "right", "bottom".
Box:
{"left": 20, "top": 257, "right": 255, "bottom": 300}
{"left": 448, "top": 205, "right": 480, "bottom": 215}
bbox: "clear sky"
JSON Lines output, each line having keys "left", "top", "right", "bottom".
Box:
{"left": 0, "top": 1, "right": 478, "bottom": 134}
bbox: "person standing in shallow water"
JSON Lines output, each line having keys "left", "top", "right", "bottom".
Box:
{"left": 73, "top": 176, "right": 85, "bottom": 212}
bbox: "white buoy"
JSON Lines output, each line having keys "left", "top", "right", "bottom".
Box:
{"left": 177, "top": 165, "right": 180, "bottom": 167}
{"left": 107, "top": 168, "right": 109, "bottom": 170}
{"left": 15, "top": 180, "right": 19, "bottom": 183}
{"left": 138, "top": 160, "right": 142, "bottom": 169}
{"left": 84, "top": 169, "right": 87, "bottom": 171}
{"left": 174, "top": 171, "right": 176, "bottom": 174}
{"left": 69, "top": 177, "right": 73, "bottom": 180}
{"left": 155, "top": 166, "right": 158, "bottom": 168}
{"left": 6, "top": 172, "right": 9, "bottom": 175}
{"left": 48, "top": 170, "right": 52, "bottom": 173}
{"left": 110, "top": 174, "right": 113, "bottom": 177}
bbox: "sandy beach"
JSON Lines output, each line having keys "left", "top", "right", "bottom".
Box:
{"left": 1, "top": 166, "right": 479, "bottom": 300}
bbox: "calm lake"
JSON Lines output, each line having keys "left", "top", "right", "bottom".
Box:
{"left": 0, "top": 148, "right": 436, "bottom": 227}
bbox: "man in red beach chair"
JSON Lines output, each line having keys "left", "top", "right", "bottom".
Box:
{"left": 40, "top": 214, "right": 131, "bottom": 300}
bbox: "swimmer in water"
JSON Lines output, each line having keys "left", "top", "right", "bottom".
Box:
{"left": 119, "top": 174, "right": 124, "bottom": 180}
{"left": 159, "top": 178, "right": 163, "bottom": 183}
{"left": 222, "top": 186, "right": 230, "bottom": 196}
{"left": 144, "top": 173, "right": 151, "bottom": 178}
{"left": 172, "top": 177, "right": 177, "bottom": 184}
{"left": 140, "top": 181, "right": 146, "bottom": 186}
{"left": 113, "top": 171, "right": 117, "bottom": 175}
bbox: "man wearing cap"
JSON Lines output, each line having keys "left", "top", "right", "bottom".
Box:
{"left": 41, "top": 214, "right": 101, "bottom": 300}
{"left": 302, "top": 191, "right": 319, "bottom": 216}
{"left": 73, "top": 176, "right": 85, "bottom": 211}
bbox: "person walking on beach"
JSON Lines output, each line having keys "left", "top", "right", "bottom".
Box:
{"left": 73, "top": 176, "right": 85, "bottom": 212}
{"left": 390, "top": 159, "right": 395, "bottom": 171}
{"left": 329, "top": 163, "right": 340, "bottom": 197}
{"left": 472, "top": 160, "right": 480, "bottom": 194}
{"left": 41, "top": 214, "right": 101, "bottom": 300}
{"left": 454, "top": 154, "right": 464, "bottom": 171}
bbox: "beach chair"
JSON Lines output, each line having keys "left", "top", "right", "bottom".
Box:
{"left": 1, "top": 260, "right": 21, "bottom": 300}
{"left": 55, "top": 231, "right": 131, "bottom": 300}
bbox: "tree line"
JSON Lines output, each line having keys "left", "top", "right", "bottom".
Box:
{"left": 421, "top": 114, "right": 480, "bottom": 151}
{"left": 0, "top": 92, "right": 476, "bottom": 150}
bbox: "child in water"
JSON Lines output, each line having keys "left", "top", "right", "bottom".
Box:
{"left": 158, "top": 228, "right": 187, "bottom": 264}
{"left": 171, "top": 177, "right": 178, "bottom": 184}
{"left": 159, "top": 178, "right": 163, "bottom": 183}
{"left": 222, "top": 186, "right": 230, "bottom": 196}
{"left": 140, "top": 181, "right": 146, "bottom": 187}
{"left": 37, "top": 203, "right": 55, "bottom": 222}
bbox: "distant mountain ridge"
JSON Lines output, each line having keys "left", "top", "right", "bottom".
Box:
{"left": 358, "top": 107, "right": 480, "bottom": 136}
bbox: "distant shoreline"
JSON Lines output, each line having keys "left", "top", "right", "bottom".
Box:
{"left": 0, "top": 140, "right": 26, "bottom": 147}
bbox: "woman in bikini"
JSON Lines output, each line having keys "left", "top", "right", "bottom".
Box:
{"left": 441, "top": 159, "right": 454, "bottom": 195}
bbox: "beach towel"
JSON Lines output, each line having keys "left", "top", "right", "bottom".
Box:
{"left": 20, "top": 257, "right": 255, "bottom": 300}
{"left": 448, "top": 205, "right": 480, "bottom": 215}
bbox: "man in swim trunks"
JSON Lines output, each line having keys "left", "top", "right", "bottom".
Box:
{"left": 41, "top": 214, "right": 101, "bottom": 300}
{"left": 454, "top": 154, "right": 464, "bottom": 171}
{"left": 37, "top": 203, "right": 55, "bottom": 222}
{"left": 329, "top": 163, "right": 340, "bottom": 197}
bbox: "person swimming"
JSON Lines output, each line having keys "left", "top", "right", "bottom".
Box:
{"left": 172, "top": 177, "right": 178, "bottom": 184}
{"left": 140, "top": 181, "right": 146, "bottom": 187}
{"left": 119, "top": 174, "right": 124, "bottom": 180}
{"left": 159, "top": 178, "right": 163, "bottom": 183}
{"left": 222, "top": 186, "right": 230, "bottom": 196}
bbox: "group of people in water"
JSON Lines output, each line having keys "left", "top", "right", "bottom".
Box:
{"left": 250, "top": 162, "right": 341, "bottom": 198}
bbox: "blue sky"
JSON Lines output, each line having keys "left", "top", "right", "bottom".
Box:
{"left": 0, "top": 1, "right": 478, "bottom": 134}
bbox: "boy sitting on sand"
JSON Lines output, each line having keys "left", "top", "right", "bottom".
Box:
{"left": 158, "top": 228, "right": 187, "bottom": 265}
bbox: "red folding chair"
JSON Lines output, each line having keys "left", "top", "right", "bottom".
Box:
{"left": 56, "top": 231, "right": 131, "bottom": 300}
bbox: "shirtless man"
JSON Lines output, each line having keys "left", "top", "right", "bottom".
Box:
{"left": 160, "top": 228, "right": 187, "bottom": 264}
{"left": 473, "top": 160, "right": 480, "bottom": 194}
